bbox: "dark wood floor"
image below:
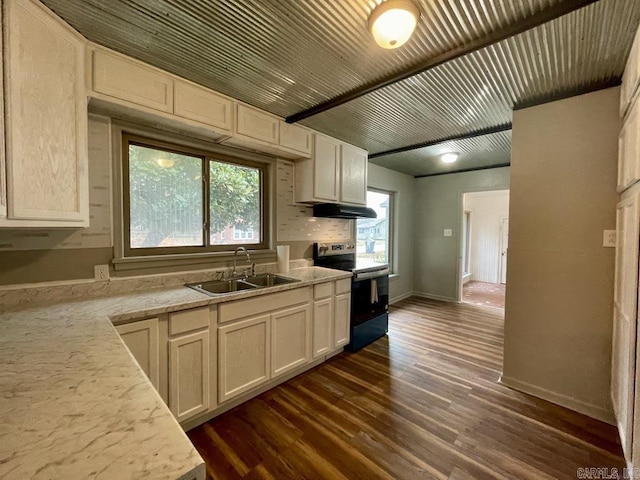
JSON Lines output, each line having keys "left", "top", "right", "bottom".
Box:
{"left": 188, "top": 296, "right": 625, "bottom": 479}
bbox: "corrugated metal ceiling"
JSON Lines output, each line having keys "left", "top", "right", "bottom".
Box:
{"left": 41, "top": 0, "right": 640, "bottom": 176}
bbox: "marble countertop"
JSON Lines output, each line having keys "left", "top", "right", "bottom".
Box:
{"left": 0, "top": 266, "right": 351, "bottom": 479}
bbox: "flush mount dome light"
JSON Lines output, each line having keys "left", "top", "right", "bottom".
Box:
{"left": 441, "top": 152, "right": 459, "bottom": 164}
{"left": 368, "top": 0, "right": 420, "bottom": 49}
{"left": 156, "top": 158, "right": 175, "bottom": 168}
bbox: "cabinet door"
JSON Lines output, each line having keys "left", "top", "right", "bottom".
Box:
{"left": 218, "top": 314, "right": 270, "bottom": 403}
{"left": 313, "top": 297, "right": 333, "bottom": 358}
{"left": 271, "top": 304, "right": 311, "bottom": 378}
{"left": 0, "top": 9, "right": 5, "bottom": 219}
{"left": 340, "top": 144, "right": 368, "bottom": 205}
{"left": 174, "top": 80, "right": 233, "bottom": 133}
{"left": 93, "top": 49, "right": 174, "bottom": 113}
{"left": 612, "top": 190, "right": 639, "bottom": 461}
{"left": 116, "top": 318, "right": 160, "bottom": 391}
{"left": 313, "top": 134, "right": 340, "bottom": 202}
{"left": 619, "top": 99, "right": 640, "bottom": 192}
{"left": 4, "top": 0, "right": 88, "bottom": 223}
{"left": 236, "top": 104, "right": 279, "bottom": 144}
{"left": 334, "top": 293, "right": 351, "bottom": 348}
{"left": 169, "top": 330, "right": 210, "bottom": 423}
{"left": 280, "top": 122, "right": 311, "bottom": 155}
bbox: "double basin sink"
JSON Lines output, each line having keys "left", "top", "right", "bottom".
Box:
{"left": 188, "top": 273, "right": 300, "bottom": 296}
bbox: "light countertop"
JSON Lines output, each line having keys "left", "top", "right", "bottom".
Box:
{"left": 0, "top": 267, "right": 351, "bottom": 480}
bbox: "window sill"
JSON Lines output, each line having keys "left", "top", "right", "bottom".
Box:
{"left": 112, "top": 249, "right": 276, "bottom": 273}
{"left": 389, "top": 273, "right": 399, "bottom": 280}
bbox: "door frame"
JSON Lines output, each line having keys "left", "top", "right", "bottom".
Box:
{"left": 457, "top": 189, "right": 510, "bottom": 302}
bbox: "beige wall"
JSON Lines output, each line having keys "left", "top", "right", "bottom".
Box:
{"left": 503, "top": 87, "right": 620, "bottom": 422}
{"left": 367, "top": 163, "right": 415, "bottom": 302}
{"left": 413, "top": 167, "right": 511, "bottom": 301}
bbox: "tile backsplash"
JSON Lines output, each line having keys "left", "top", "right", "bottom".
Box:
{"left": 276, "top": 160, "right": 351, "bottom": 242}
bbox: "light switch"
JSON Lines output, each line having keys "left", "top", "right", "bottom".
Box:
{"left": 603, "top": 230, "right": 616, "bottom": 248}
{"left": 444, "top": 229, "right": 453, "bottom": 237}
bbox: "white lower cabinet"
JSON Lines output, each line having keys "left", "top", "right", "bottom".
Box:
{"left": 116, "top": 318, "right": 160, "bottom": 393}
{"left": 167, "top": 307, "right": 215, "bottom": 424}
{"left": 115, "top": 280, "right": 350, "bottom": 428}
{"left": 169, "top": 330, "right": 211, "bottom": 423}
{"left": 313, "top": 297, "right": 333, "bottom": 358}
{"left": 334, "top": 293, "right": 351, "bottom": 348}
{"left": 334, "top": 278, "right": 352, "bottom": 348}
{"left": 218, "top": 314, "right": 270, "bottom": 403}
{"left": 271, "top": 304, "right": 311, "bottom": 378}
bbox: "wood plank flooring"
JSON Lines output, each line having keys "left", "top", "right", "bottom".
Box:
{"left": 188, "top": 296, "right": 625, "bottom": 479}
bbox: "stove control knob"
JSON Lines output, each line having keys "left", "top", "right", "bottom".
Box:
{"left": 347, "top": 243, "right": 355, "bottom": 249}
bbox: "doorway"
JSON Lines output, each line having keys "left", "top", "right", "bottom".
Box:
{"left": 459, "top": 190, "right": 509, "bottom": 309}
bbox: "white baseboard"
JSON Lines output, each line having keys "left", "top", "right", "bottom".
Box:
{"left": 389, "top": 292, "right": 413, "bottom": 304}
{"left": 499, "top": 374, "right": 615, "bottom": 425}
{"left": 412, "top": 291, "right": 458, "bottom": 303}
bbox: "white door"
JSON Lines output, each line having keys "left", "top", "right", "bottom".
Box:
{"left": 500, "top": 217, "right": 509, "bottom": 284}
{"left": 612, "top": 191, "right": 640, "bottom": 462}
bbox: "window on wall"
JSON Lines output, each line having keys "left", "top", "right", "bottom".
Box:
{"left": 123, "top": 134, "right": 268, "bottom": 256}
{"left": 356, "top": 189, "right": 393, "bottom": 269}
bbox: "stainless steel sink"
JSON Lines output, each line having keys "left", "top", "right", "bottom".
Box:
{"left": 188, "top": 274, "right": 299, "bottom": 296}
{"left": 188, "top": 279, "right": 257, "bottom": 295}
{"left": 244, "top": 273, "right": 299, "bottom": 287}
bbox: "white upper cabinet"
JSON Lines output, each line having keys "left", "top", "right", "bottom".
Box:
{"left": 1, "top": 0, "right": 88, "bottom": 226}
{"left": 340, "top": 143, "right": 368, "bottom": 206}
{"left": 222, "top": 104, "right": 311, "bottom": 159}
{"left": 295, "top": 134, "right": 368, "bottom": 206}
{"left": 93, "top": 49, "right": 174, "bottom": 113}
{"left": 174, "top": 80, "right": 233, "bottom": 134}
{"left": 621, "top": 25, "right": 640, "bottom": 118}
{"left": 279, "top": 121, "right": 312, "bottom": 156}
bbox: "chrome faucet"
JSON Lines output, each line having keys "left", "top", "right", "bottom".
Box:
{"left": 232, "top": 247, "right": 252, "bottom": 277}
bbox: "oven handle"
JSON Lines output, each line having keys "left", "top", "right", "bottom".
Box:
{"left": 354, "top": 268, "right": 390, "bottom": 281}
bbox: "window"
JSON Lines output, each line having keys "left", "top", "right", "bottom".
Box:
{"left": 356, "top": 189, "right": 393, "bottom": 269}
{"left": 123, "top": 134, "right": 268, "bottom": 256}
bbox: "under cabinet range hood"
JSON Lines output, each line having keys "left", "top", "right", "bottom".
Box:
{"left": 313, "top": 203, "right": 377, "bottom": 219}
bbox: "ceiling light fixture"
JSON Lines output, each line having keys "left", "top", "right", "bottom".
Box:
{"left": 441, "top": 153, "right": 459, "bottom": 164}
{"left": 368, "top": 0, "right": 420, "bottom": 50}
{"left": 156, "top": 158, "right": 175, "bottom": 168}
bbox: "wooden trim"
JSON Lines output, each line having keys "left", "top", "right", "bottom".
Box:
{"left": 414, "top": 163, "right": 511, "bottom": 179}
{"left": 369, "top": 124, "right": 512, "bottom": 159}
{"left": 286, "top": 0, "right": 599, "bottom": 123}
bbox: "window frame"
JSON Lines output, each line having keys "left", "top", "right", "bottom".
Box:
{"left": 356, "top": 187, "right": 395, "bottom": 272}
{"left": 121, "top": 132, "right": 270, "bottom": 258}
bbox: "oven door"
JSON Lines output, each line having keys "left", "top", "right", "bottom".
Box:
{"left": 351, "top": 274, "right": 389, "bottom": 327}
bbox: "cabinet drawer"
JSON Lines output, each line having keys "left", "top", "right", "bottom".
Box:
{"left": 280, "top": 122, "right": 311, "bottom": 155}
{"left": 236, "top": 104, "right": 279, "bottom": 144}
{"left": 174, "top": 80, "right": 233, "bottom": 132}
{"left": 336, "top": 278, "right": 352, "bottom": 295}
{"left": 219, "top": 287, "right": 311, "bottom": 324}
{"left": 314, "top": 282, "right": 333, "bottom": 300}
{"left": 169, "top": 307, "right": 210, "bottom": 336}
{"left": 93, "top": 50, "right": 174, "bottom": 113}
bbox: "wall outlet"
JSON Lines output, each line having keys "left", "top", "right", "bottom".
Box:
{"left": 603, "top": 230, "right": 616, "bottom": 248}
{"left": 94, "top": 264, "right": 110, "bottom": 281}
{"left": 444, "top": 229, "right": 453, "bottom": 237}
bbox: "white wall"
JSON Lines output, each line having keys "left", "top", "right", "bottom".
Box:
{"left": 464, "top": 190, "right": 510, "bottom": 283}
{"left": 367, "top": 163, "right": 415, "bottom": 303}
{"left": 413, "top": 168, "right": 511, "bottom": 301}
{"left": 503, "top": 87, "right": 620, "bottom": 422}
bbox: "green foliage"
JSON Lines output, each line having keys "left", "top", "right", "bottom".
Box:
{"left": 128, "top": 144, "right": 260, "bottom": 248}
